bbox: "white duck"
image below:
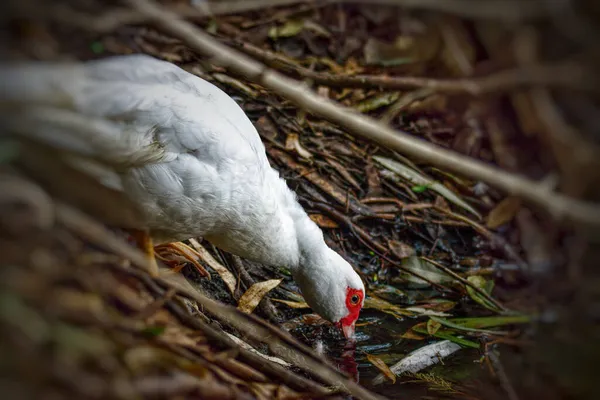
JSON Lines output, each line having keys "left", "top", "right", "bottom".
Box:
{"left": 0, "top": 54, "right": 365, "bottom": 338}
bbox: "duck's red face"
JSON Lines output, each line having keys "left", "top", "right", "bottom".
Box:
{"left": 335, "top": 287, "right": 364, "bottom": 339}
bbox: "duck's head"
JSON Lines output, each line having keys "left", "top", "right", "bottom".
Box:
{"left": 295, "top": 247, "right": 365, "bottom": 339}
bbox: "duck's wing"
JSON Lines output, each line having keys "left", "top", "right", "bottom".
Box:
{"left": 0, "top": 54, "right": 267, "bottom": 170}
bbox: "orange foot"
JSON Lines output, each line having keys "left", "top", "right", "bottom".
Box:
{"left": 154, "top": 241, "right": 211, "bottom": 278}
{"left": 128, "top": 230, "right": 210, "bottom": 279}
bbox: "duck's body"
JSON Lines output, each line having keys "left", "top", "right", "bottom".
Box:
{"left": 1, "top": 55, "right": 364, "bottom": 336}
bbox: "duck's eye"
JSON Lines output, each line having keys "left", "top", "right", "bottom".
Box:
{"left": 350, "top": 294, "right": 360, "bottom": 305}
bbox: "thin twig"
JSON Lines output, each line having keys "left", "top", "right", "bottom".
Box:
{"left": 421, "top": 256, "right": 508, "bottom": 312}
{"left": 124, "top": 0, "right": 600, "bottom": 230}
{"left": 236, "top": 41, "right": 594, "bottom": 95}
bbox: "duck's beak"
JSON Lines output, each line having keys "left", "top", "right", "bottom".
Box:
{"left": 341, "top": 321, "right": 356, "bottom": 340}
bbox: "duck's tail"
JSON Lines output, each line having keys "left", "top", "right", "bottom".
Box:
{"left": 0, "top": 59, "right": 165, "bottom": 167}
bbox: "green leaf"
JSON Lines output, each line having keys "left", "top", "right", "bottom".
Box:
{"left": 466, "top": 276, "right": 501, "bottom": 312}
{"left": 364, "top": 296, "right": 414, "bottom": 319}
{"left": 413, "top": 324, "right": 479, "bottom": 348}
{"left": 142, "top": 326, "right": 166, "bottom": 337}
{"left": 374, "top": 156, "right": 482, "bottom": 219}
{"left": 411, "top": 185, "right": 429, "bottom": 193}
{"left": 398, "top": 257, "right": 455, "bottom": 287}
{"left": 356, "top": 92, "right": 400, "bottom": 113}
{"left": 268, "top": 19, "right": 305, "bottom": 39}
{"left": 445, "top": 315, "right": 531, "bottom": 329}
{"left": 427, "top": 318, "right": 442, "bottom": 335}
{"left": 429, "top": 316, "right": 507, "bottom": 335}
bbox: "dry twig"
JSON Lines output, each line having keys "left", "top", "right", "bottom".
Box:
{"left": 236, "top": 42, "right": 594, "bottom": 95}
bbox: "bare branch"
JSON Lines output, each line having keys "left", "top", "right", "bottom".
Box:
{"left": 124, "top": 0, "right": 600, "bottom": 230}
{"left": 236, "top": 40, "right": 596, "bottom": 95}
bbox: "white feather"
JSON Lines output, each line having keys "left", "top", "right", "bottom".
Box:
{"left": 0, "top": 54, "right": 365, "bottom": 324}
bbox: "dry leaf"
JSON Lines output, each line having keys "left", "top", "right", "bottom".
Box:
{"left": 374, "top": 156, "right": 482, "bottom": 219}
{"left": 226, "top": 333, "right": 290, "bottom": 367}
{"left": 309, "top": 213, "right": 339, "bottom": 228}
{"left": 271, "top": 298, "right": 310, "bottom": 309}
{"left": 285, "top": 133, "right": 312, "bottom": 159}
{"left": 255, "top": 116, "right": 279, "bottom": 141}
{"left": 366, "top": 353, "right": 396, "bottom": 383}
{"left": 486, "top": 197, "right": 522, "bottom": 228}
{"left": 188, "top": 239, "right": 236, "bottom": 296}
{"left": 433, "top": 195, "right": 450, "bottom": 211}
{"left": 364, "top": 296, "right": 413, "bottom": 319}
{"left": 427, "top": 318, "right": 442, "bottom": 335}
{"left": 238, "top": 279, "right": 282, "bottom": 314}
{"left": 388, "top": 240, "right": 415, "bottom": 259}
{"left": 401, "top": 329, "right": 426, "bottom": 340}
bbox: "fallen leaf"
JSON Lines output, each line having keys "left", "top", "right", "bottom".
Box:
{"left": 433, "top": 195, "right": 450, "bottom": 211}
{"left": 226, "top": 333, "right": 290, "bottom": 367}
{"left": 415, "top": 299, "right": 457, "bottom": 312}
{"left": 411, "top": 184, "right": 429, "bottom": 193}
{"left": 255, "top": 116, "right": 279, "bottom": 141}
{"left": 364, "top": 30, "right": 440, "bottom": 67}
{"left": 268, "top": 19, "right": 305, "bottom": 39}
{"left": 364, "top": 296, "right": 413, "bottom": 319}
{"left": 366, "top": 353, "right": 396, "bottom": 383}
{"left": 486, "top": 197, "right": 522, "bottom": 228}
{"left": 271, "top": 298, "right": 309, "bottom": 309}
{"left": 369, "top": 284, "right": 407, "bottom": 302}
{"left": 444, "top": 315, "right": 531, "bottom": 329}
{"left": 309, "top": 213, "right": 339, "bottom": 228}
{"left": 429, "top": 316, "right": 516, "bottom": 335}
{"left": 285, "top": 133, "right": 312, "bottom": 159}
{"left": 365, "top": 160, "right": 383, "bottom": 197}
{"left": 412, "top": 323, "right": 480, "bottom": 348}
{"left": 398, "top": 257, "right": 455, "bottom": 287}
{"left": 238, "top": 279, "right": 283, "bottom": 314}
{"left": 388, "top": 240, "right": 415, "bottom": 259}
{"left": 372, "top": 340, "right": 462, "bottom": 385}
{"left": 189, "top": 239, "right": 237, "bottom": 296}
{"left": 404, "top": 307, "right": 451, "bottom": 317}
{"left": 356, "top": 92, "right": 400, "bottom": 113}
{"left": 213, "top": 73, "right": 258, "bottom": 97}
{"left": 466, "top": 276, "right": 501, "bottom": 312}
{"left": 427, "top": 318, "right": 442, "bottom": 335}
{"left": 374, "top": 156, "right": 481, "bottom": 219}
{"left": 401, "top": 329, "right": 426, "bottom": 340}
{"left": 142, "top": 326, "right": 166, "bottom": 337}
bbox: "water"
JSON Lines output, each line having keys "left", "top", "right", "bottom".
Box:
{"left": 291, "top": 309, "right": 505, "bottom": 399}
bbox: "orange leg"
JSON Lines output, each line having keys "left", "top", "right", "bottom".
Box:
{"left": 129, "top": 229, "right": 159, "bottom": 276}
{"left": 154, "top": 242, "right": 211, "bottom": 279}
